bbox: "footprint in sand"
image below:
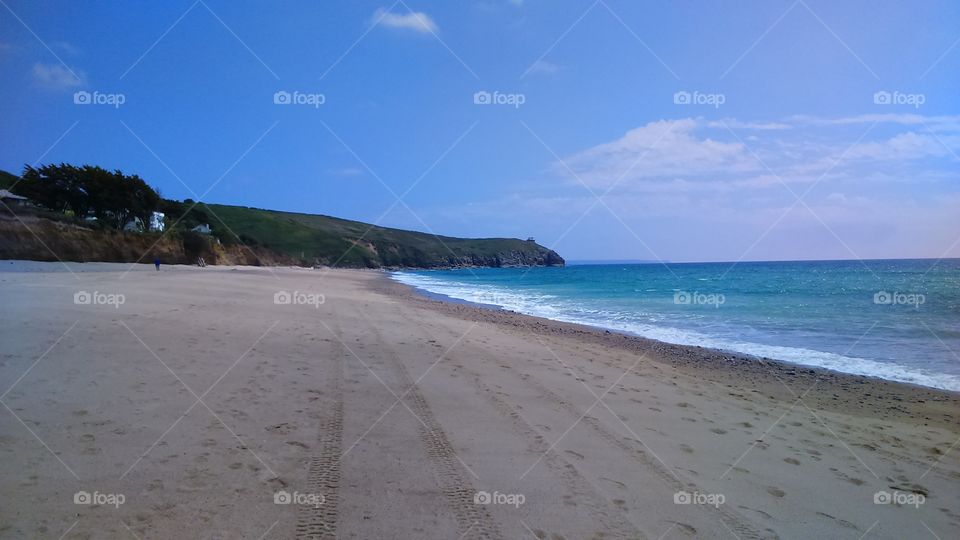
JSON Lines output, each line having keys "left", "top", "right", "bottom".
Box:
{"left": 265, "top": 422, "right": 297, "bottom": 434}
{"left": 670, "top": 523, "right": 697, "bottom": 535}
{"left": 783, "top": 457, "right": 801, "bottom": 465}
{"left": 816, "top": 512, "right": 859, "bottom": 530}
{"left": 766, "top": 486, "right": 786, "bottom": 498}
{"left": 738, "top": 505, "right": 773, "bottom": 520}
{"left": 601, "top": 477, "right": 627, "bottom": 489}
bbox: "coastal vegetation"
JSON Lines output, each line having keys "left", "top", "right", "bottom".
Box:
{"left": 1, "top": 165, "right": 563, "bottom": 268}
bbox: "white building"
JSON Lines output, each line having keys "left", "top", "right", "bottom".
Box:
{"left": 149, "top": 211, "right": 165, "bottom": 232}
{"left": 123, "top": 217, "right": 143, "bottom": 232}
{"left": 0, "top": 189, "right": 29, "bottom": 207}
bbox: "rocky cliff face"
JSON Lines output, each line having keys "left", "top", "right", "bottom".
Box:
{"left": 431, "top": 249, "right": 565, "bottom": 268}
{"left": 0, "top": 216, "right": 565, "bottom": 269}
{"left": 0, "top": 216, "right": 296, "bottom": 266}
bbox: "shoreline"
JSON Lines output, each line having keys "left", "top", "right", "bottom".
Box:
{"left": 378, "top": 272, "right": 960, "bottom": 431}
{"left": 2, "top": 262, "right": 958, "bottom": 539}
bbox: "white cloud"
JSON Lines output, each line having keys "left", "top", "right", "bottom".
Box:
{"left": 706, "top": 119, "right": 792, "bottom": 130}
{"left": 51, "top": 41, "right": 80, "bottom": 56}
{"left": 372, "top": 7, "right": 438, "bottom": 34}
{"left": 560, "top": 119, "right": 757, "bottom": 188}
{"left": 790, "top": 113, "right": 960, "bottom": 133}
{"left": 845, "top": 131, "right": 957, "bottom": 161}
{"left": 31, "top": 62, "right": 84, "bottom": 89}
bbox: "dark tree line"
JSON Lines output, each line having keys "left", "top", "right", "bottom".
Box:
{"left": 18, "top": 163, "right": 161, "bottom": 230}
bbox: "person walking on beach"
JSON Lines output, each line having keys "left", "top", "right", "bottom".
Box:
{"left": 154, "top": 257, "right": 161, "bottom": 271}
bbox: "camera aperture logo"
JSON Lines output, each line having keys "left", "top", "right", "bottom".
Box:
{"left": 73, "top": 90, "right": 126, "bottom": 108}
{"left": 74, "top": 490, "right": 125, "bottom": 508}
{"left": 273, "top": 90, "right": 326, "bottom": 108}
{"left": 874, "top": 490, "right": 924, "bottom": 508}
{"left": 674, "top": 290, "right": 725, "bottom": 308}
{"left": 274, "top": 490, "right": 324, "bottom": 508}
{"left": 873, "top": 90, "right": 924, "bottom": 109}
{"left": 274, "top": 290, "right": 325, "bottom": 308}
{"left": 473, "top": 90, "right": 526, "bottom": 108}
{"left": 673, "top": 90, "right": 725, "bottom": 108}
{"left": 874, "top": 290, "right": 924, "bottom": 308}
{"left": 473, "top": 490, "right": 525, "bottom": 508}
{"left": 673, "top": 490, "right": 724, "bottom": 508}
{"left": 74, "top": 290, "right": 125, "bottom": 309}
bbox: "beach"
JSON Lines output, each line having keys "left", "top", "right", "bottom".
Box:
{"left": 0, "top": 261, "right": 957, "bottom": 539}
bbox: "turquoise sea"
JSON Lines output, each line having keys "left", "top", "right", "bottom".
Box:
{"left": 393, "top": 259, "right": 960, "bottom": 391}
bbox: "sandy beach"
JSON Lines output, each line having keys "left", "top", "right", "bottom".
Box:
{"left": 0, "top": 261, "right": 957, "bottom": 539}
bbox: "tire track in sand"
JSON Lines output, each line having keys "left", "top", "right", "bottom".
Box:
{"left": 383, "top": 306, "right": 645, "bottom": 539}
{"left": 294, "top": 324, "right": 344, "bottom": 539}
{"left": 427, "top": 319, "right": 769, "bottom": 539}
{"left": 361, "top": 310, "right": 504, "bottom": 540}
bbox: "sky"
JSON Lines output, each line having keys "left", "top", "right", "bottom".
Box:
{"left": 0, "top": 0, "right": 958, "bottom": 263}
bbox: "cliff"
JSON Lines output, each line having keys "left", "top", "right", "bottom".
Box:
{"left": 0, "top": 205, "right": 564, "bottom": 269}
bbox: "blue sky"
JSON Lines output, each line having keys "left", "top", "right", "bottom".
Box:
{"left": 1, "top": 0, "right": 958, "bottom": 262}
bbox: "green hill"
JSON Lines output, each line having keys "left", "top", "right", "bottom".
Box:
{"left": 199, "top": 203, "right": 564, "bottom": 268}
{"left": 0, "top": 166, "right": 563, "bottom": 268}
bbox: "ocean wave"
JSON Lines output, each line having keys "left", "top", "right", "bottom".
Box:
{"left": 391, "top": 272, "right": 960, "bottom": 392}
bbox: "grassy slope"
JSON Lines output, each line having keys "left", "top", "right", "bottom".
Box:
{"left": 204, "top": 204, "right": 556, "bottom": 268}
{"left": 0, "top": 166, "right": 560, "bottom": 268}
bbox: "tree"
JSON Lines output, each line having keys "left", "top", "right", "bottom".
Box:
{"left": 19, "top": 163, "right": 160, "bottom": 230}
{"left": 19, "top": 163, "right": 87, "bottom": 215}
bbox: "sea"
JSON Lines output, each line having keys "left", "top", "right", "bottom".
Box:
{"left": 392, "top": 259, "right": 960, "bottom": 391}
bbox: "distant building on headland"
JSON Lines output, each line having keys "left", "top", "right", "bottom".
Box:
{"left": 0, "top": 189, "right": 29, "bottom": 208}
{"left": 526, "top": 237, "right": 535, "bottom": 242}
{"left": 123, "top": 217, "right": 144, "bottom": 232}
{"left": 149, "top": 212, "right": 165, "bottom": 232}
{"left": 191, "top": 223, "right": 212, "bottom": 234}
{"left": 122, "top": 212, "right": 166, "bottom": 232}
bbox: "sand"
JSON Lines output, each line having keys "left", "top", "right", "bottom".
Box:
{"left": 0, "top": 261, "right": 957, "bottom": 539}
